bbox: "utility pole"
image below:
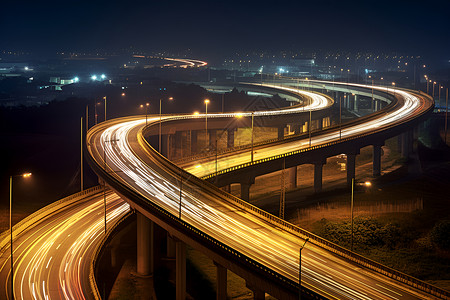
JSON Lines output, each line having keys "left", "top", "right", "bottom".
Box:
{"left": 279, "top": 158, "right": 285, "bottom": 219}
{"left": 81, "top": 117, "right": 83, "bottom": 191}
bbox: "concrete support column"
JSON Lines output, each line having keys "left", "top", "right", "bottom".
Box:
{"left": 175, "top": 131, "right": 183, "bottom": 158}
{"left": 227, "top": 129, "right": 235, "bottom": 148}
{"left": 214, "top": 262, "right": 227, "bottom": 300}
{"left": 288, "top": 166, "right": 297, "bottom": 189}
{"left": 397, "top": 134, "right": 403, "bottom": 153}
{"left": 293, "top": 124, "right": 301, "bottom": 135}
{"left": 241, "top": 182, "right": 251, "bottom": 201}
{"left": 246, "top": 284, "right": 265, "bottom": 300}
{"left": 161, "top": 134, "right": 169, "bottom": 157}
{"left": 346, "top": 153, "right": 358, "bottom": 187}
{"left": 353, "top": 94, "right": 359, "bottom": 112}
{"left": 277, "top": 125, "right": 285, "bottom": 139}
{"left": 209, "top": 129, "right": 217, "bottom": 150}
{"left": 190, "top": 130, "right": 198, "bottom": 154}
{"left": 401, "top": 131, "right": 412, "bottom": 158}
{"left": 176, "top": 240, "right": 186, "bottom": 300}
{"left": 314, "top": 161, "right": 324, "bottom": 193}
{"left": 167, "top": 233, "right": 175, "bottom": 258}
{"left": 373, "top": 143, "right": 383, "bottom": 177}
{"left": 137, "top": 213, "right": 154, "bottom": 276}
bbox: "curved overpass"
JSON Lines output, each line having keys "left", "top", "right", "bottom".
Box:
{"left": 85, "top": 81, "right": 444, "bottom": 299}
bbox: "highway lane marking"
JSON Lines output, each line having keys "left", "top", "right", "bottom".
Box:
{"left": 376, "top": 284, "right": 403, "bottom": 296}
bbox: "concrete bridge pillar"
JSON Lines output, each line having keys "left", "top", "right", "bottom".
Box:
{"left": 246, "top": 284, "right": 265, "bottom": 300}
{"left": 288, "top": 166, "right": 297, "bottom": 189}
{"left": 209, "top": 129, "right": 217, "bottom": 150}
{"left": 401, "top": 130, "right": 413, "bottom": 158}
{"left": 240, "top": 176, "right": 255, "bottom": 201}
{"left": 214, "top": 262, "right": 227, "bottom": 300}
{"left": 190, "top": 130, "right": 198, "bottom": 154}
{"left": 278, "top": 125, "right": 285, "bottom": 139}
{"left": 175, "top": 131, "right": 183, "bottom": 158}
{"left": 373, "top": 143, "right": 384, "bottom": 177}
{"left": 227, "top": 129, "right": 235, "bottom": 148}
{"left": 314, "top": 160, "right": 325, "bottom": 193}
{"left": 346, "top": 152, "right": 359, "bottom": 187}
{"left": 161, "top": 134, "right": 169, "bottom": 157}
{"left": 137, "top": 212, "right": 154, "bottom": 276}
{"left": 166, "top": 233, "right": 176, "bottom": 258}
{"left": 176, "top": 240, "right": 186, "bottom": 300}
{"left": 353, "top": 94, "right": 359, "bottom": 112}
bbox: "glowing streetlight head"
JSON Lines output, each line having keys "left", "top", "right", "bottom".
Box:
{"left": 22, "top": 173, "right": 32, "bottom": 178}
{"left": 101, "top": 74, "right": 106, "bottom": 79}
{"left": 121, "top": 93, "right": 125, "bottom": 96}
{"left": 392, "top": 82, "right": 395, "bottom": 86}
{"left": 140, "top": 104, "right": 144, "bottom": 108}
{"left": 193, "top": 111, "right": 199, "bottom": 115}
{"left": 91, "top": 75, "right": 97, "bottom": 80}
{"left": 73, "top": 77, "right": 79, "bottom": 82}
{"left": 204, "top": 99, "right": 210, "bottom": 104}
{"left": 169, "top": 97, "right": 174, "bottom": 101}
{"left": 235, "top": 113, "right": 243, "bottom": 118}
{"left": 364, "top": 181, "right": 372, "bottom": 187}
{"left": 146, "top": 103, "right": 149, "bottom": 107}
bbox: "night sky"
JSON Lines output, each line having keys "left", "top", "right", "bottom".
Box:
{"left": 2, "top": 0, "right": 450, "bottom": 59}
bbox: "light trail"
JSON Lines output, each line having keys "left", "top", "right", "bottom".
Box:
{"left": 87, "top": 82, "right": 435, "bottom": 299}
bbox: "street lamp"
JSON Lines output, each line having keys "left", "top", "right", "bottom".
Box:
{"left": 159, "top": 97, "right": 174, "bottom": 153}
{"left": 140, "top": 103, "right": 150, "bottom": 125}
{"left": 204, "top": 99, "right": 210, "bottom": 148}
{"left": 351, "top": 177, "right": 354, "bottom": 251}
{"left": 392, "top": 82, "right": 396, "bottom": 97}
{"left": 251, "top": 112, "right": 254, "bottom": 163}
{"left": 299, "top": 237, "right": 309, "bottom": 300}
{"left": 103, "top": 96, "right": 107, "bottom": 122}
{"left": 9, "top": 172, "right": 32, "bottom": 299}
{"left": 433, "top": 81, "right": 436, "bottom": 99}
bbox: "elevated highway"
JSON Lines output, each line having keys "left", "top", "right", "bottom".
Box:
{"left": 86, "top": 82, "right": 445, "bottom": 299}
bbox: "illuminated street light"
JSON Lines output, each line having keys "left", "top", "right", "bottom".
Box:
{"left": 91, "top": 75, "right": 97, "bottom": 81}
{"left": 204, "top": 99, "right": 210, "bottom": 148}
{"left": 10, "top": 172, "right": 32, "bottom": 299}
{"left": 103, "top": 96, "right": 107, "bottom": 122}
{"left": 140, "top": 103, "right": 150, "bottom": 125}
{"left": 73, "top": 77, "right": 79, "bottom": 83}
{"left": 159, "top": 97, "right": 174, "bottom": 153}
{"left": 101, "top": 74, "right": 106, "bottom": 80}
{"left": 299, "top": 237, "right": 309, "bottom": 300}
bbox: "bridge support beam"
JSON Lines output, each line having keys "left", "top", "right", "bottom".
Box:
{"left": 346, "top": 152, "right": 359, "bottom": 187}
{"left": 289, "top": 166, "right": 297, "bottom": 189}
{"left": 278, "top": 125, "right": 285, "bottom": 139}
{"left": 137, "top": 213, "right": 154, "bottom": 276}
{"left": 209, "top": 129, "right": 217, "bottom": 150}
{"left": 175, "top": 131, "right": 183, "bottom": 158}
{"left": 246, "top": 284, "right": 265, "bottom": 300}
{"left": 373, "top": 143, "right": 384, "bottom": 177}
{"left": 240, "top": 176, "right": 255, "bottom": 201}
{"left": 227, "top": 129, "right": 235, "bottom": 148}
{"left": 176, "top": 240, "right": 186, "bottom": 300}
{"left": 353, "top": 94, "right": 359, "bottom": 112}
{"left": 214, "top": 262, "right": 227, "bottom": 300}
{"left": 401, "top": 130, "right": 413, "bottom": 158}
{"left": 161, "top": 134, "right": 169, "bottom": 157}
{"left": 190, "top": 130, "right": 198, "bottom": 154}
{"left": 167, "top": 233, "right": 175, "bottom": 258}
{"left": 314, "top": 160, "right": 325, "bottom": 193}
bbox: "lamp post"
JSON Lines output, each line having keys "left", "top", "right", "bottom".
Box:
{"left": 103, "top": 96, "right": 107, "bottom": 122}
{"left": 351, "top": 177, "right": 354, "bottom": 252}
{"left": 140, "top": 103, "right": 150, "bottom": 125}
{"left": 10, "top": 172, "right": 32, "bottom": 299}
{"left": 251, "top": 111, "right": 254, "bottom": 163}
{"left": 392, "top": 82, "right": 396, "bottom": 98}
{"left": 81, "top": 117, "right": 83, "bottom": 191}
{"left": 433, "top": 81, "right": 436, "bottom": 100}
{"left": 339, "top": 95, "right": 343, "bottom": 140}
{"left": 446, "top": 88, "right": 449, "bottom": 144}
{"left": 204, "top": 99, "right": 210, "bottom": 148}
{"left": 103, "top": 138, "right": 119, "bottom": 234}
{"left": 159, "top": 97, "right": 174, "bottom": 153}
{"left": 299, "top": 237, "right": 309, "bottom": 300}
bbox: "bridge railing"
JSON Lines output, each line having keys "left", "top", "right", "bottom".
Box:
{"left": 0, "top": 185, "right": 103, "bottom": 255}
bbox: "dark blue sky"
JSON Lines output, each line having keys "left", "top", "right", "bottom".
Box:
{"left": 2, "top": 0, "right": 449, "bottom": 59}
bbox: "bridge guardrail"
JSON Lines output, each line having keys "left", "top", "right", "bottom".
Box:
{"left": 89, "top": 210, "right": 133, "bottom": 300}
{"left": 0, "top": 185, "right": 103, "bottom": 255}
{"left": 139, "top": 90, "right": 447, "bottom": 298}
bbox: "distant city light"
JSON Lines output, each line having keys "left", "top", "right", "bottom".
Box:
{"left": 24, "top": 66, "right": 29, "bottom": 71}
{"left": 101, "top": 74, "right": 106, "bottom": 79}
{"left": 73, "top": 77, "right": 79, "bottom": 83}
{"left": 91, "top": 75, "right": 97, "bottom": 81}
